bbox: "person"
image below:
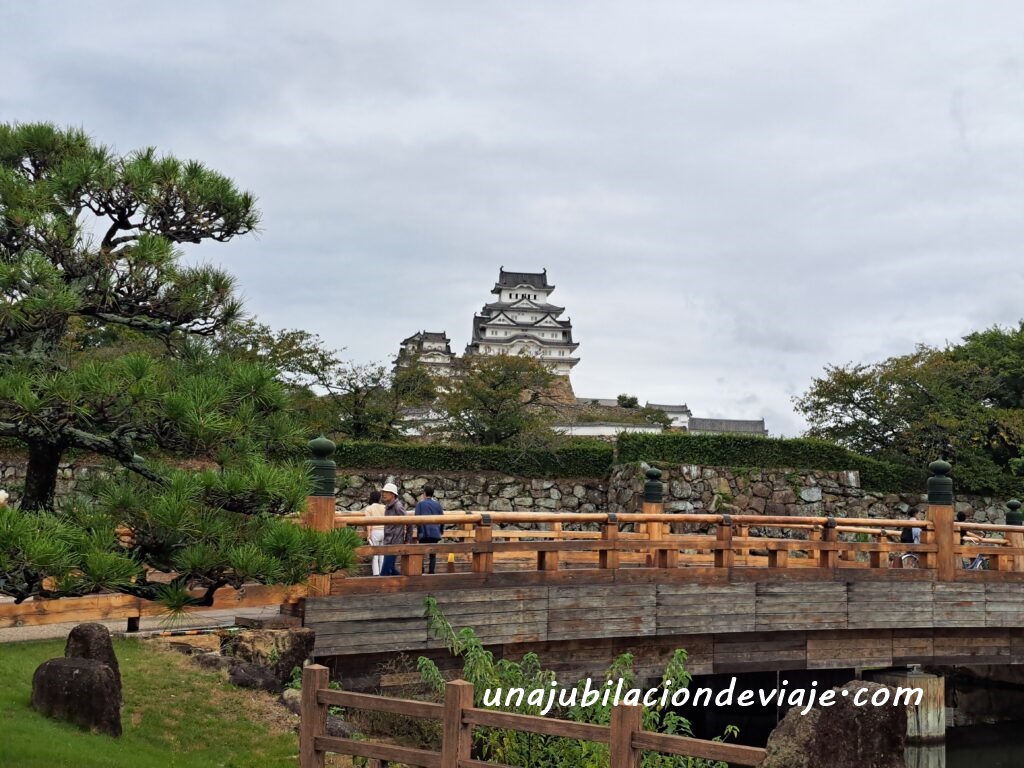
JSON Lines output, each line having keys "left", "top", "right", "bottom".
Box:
{"left": 956, "top": 510, "right": 985, "bottom": 569}
{"left": 414, "top": 485, "right": 444, "bottom": 574}
{"left": 360, "top": 490, "right": 386, "bottom": 576}
{"left": 899, "top": 509, "right": 918, "bottom": 545}
{"left": 911, "top": 509, "right": 923, "bottom": 544}
{"left": 379, "top": 483, "right": 408, "bottom": 576}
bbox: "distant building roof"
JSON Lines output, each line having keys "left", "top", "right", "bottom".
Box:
{"left": 646, "top": 402, "right": 692, "bottom": 415}
{"left": 576, "top": 397, "right": 621, "bottom": 407}
{"left": 492, "top": 267, "right": 553, "bottom": 293}
{"left": 401, "top": 330, "right": 450, "bottom": 345}
{"left": 688, "top": 418, "right": 767, "bottom": 435}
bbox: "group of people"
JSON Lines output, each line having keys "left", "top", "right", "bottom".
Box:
{"left": 359, "top": 483, "right": 445, "bottom": 576}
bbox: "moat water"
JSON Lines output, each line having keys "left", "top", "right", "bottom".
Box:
{"left": 944, "top": 723, "right": 1024, "bottom": 767}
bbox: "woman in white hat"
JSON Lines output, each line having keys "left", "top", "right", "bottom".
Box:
{"left": 360, "top": 490, "right": 386, "bottom": 576}
{"left": 379, "top": 483, "right": 408, "bottom": 576}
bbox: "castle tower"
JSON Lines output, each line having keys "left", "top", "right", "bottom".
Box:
{"left": 397, "top": 331, "right": 456, "bottom": 376}
{"left": 464, "top": 268, "right": 579, "bottom": 376}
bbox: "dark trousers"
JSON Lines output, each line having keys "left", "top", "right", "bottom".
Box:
{"left": 380, "top": 555, "right": 399, "bottom": 576}
{"left": 419, "top": 536, "right": 441, "bottom": 574}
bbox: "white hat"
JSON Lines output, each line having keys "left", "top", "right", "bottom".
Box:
{"left": 381, "top": 483, "right": 399, "bottom": 495}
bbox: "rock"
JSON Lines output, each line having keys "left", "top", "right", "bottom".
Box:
{"left": 800, "top": 487, "right": 823, "bottom": 503}
{"left": 194, "top": 652, "right": 234, "bottom": 671}
{"left": 573, "top": 485, "right": 586, "bottom": 499}
{"left": 490, "top": 498, "right": 513, "bottom": 511}
{"left": 65, "top": 623, "right": 121, "bottom": 702}
{"left": 761, "top": 681, "right": 906, "bottom": 768}
{"left": 327, "top": 714, "right": 356, "bottom": 738}
{"left": 281, "top": 686, "right": 302, "bottom": 715}
{"left": 31, "top": 658, "right": 122, "bottom": 737}
{"left": 751, "top": 482, "right": 771, "bottom": 498}
{"left": 229, "top": 661, "right": 282, "bottom": 693}
{"left": 220, "top": 627, "right": 315, "bottom": 684}
{"left": 669, "top": 480, "right": 692, "bottom": 498}
{"left": 512, "top": 496, "right": 534, "bottom": 507}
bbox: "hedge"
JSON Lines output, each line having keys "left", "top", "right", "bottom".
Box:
{"left": 332, "top": 439, "right": 615, "bottom": 478}
{"left": 617, "top": 433, "right": 926, "bottom": 492}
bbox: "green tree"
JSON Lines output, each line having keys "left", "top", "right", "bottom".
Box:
{"left": 617, "top": 394, "right": 639, "bottom": 408}
{"left": 439, "top": 354, "right": 557, "bottom": 446}
{"left": 0, "top": 124, "right": 357, "bottom": 604}
{"left": 795, "top": 333, "right": 1024, "bottom": 493}
{"left": 0, "top": 122, "right": 258, "bottom": 509}
{"left": 211, "top": 319, "right": 437, "bottom": 440}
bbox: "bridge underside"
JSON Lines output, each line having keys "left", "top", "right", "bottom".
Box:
{"left": 305, "top": 569, "right": 1024, "bottom": 690}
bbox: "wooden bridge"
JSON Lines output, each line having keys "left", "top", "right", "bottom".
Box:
{"left": 300, "top": 495, "right": 1024, "bottom": 689}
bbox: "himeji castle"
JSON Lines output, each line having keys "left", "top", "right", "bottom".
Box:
{"left": 464, "top": 268, "right": 579, "bottom": 376}
{"left": 397, "top": 268, "right": 579, "bottom": 377}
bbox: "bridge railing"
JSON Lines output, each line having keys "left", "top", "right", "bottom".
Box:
{"left": 298, "top": 664, "right": 767, "bottom": 768}
{"left": 329, "top": 509, "right": 1024, "bottom": 580}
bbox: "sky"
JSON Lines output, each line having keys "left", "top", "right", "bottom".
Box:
{"left": 4, "top": 2, "right": 1024, "bottom": 435}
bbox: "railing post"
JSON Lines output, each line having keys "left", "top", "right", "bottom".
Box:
{"left": 299, "top": 664, "right": 329, "bottom": 768}
{"left": 927, "top": 460, "right": 956, "bottom": 582}
{"left": 642, "top": 465, "right": 664, "bottom": 567}
{"left": 1006, "top": 499, "right": 1023, "bottom": 572}
{"left": 472, "top": 516, "right": 494, "bottom": 573}
{"left": 304, "top": 437, "right": 337, "bottom": 595}
{"left": 714, "top": 515, "right": 734, "bottom": 569}
{"left": 610, "top": 701, "right": 643, "bottom": 768}
{"left": 600, "top": 514, "right": 620, "bottom": 569}
{"left": 441, "top": 679, "right": 474, "bottom": 766}
{"left": 818, "top": 518, "right": 837, "bottom": 569}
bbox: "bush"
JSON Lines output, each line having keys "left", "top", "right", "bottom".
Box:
{"left": 618, "top": 433, "right": 926, "bottom": 492}
{"left": 332, "top": 440, "right": 614, "bottom": 478}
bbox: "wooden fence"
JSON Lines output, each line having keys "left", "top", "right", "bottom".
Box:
{"left": 0, "top": 584, "right": 307, "bottom": 630}
{"left": 298, "top": 664, "right": 767, "bottom": 768}
{"left": 332, "top": 503, "right": 1024, "bottom": 583}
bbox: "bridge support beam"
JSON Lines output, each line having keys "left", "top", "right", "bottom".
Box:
{"left": 866, "top": 669, "right": 945, "bottom": 743}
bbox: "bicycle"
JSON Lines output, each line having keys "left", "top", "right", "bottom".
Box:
{"left": 889, "top": 552, "right": 920, "bottom": 569}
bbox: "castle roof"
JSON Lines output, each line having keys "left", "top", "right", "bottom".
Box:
{"left": 482, "top": 299, "right": 566, "bottom": 314}
{"left": 401, "top": 330, "right": 451, "bottom": 345}
{"left": 492, "top": 267, "right": 553, "bottom": 294}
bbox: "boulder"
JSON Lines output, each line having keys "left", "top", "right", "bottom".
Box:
{"left": 220, "top": 627, "right": 315, "bottom": 684}
{"left": 65, "top": 623, "right": 121, "bottom": 703}
{"left": 31, "top": 658, "right": 122, "bottom": 737}
{"left": 228, "top": 661, "right": 282, "bottom": 693}
{"left": 761, "top": 681, "right": 906, "bottom": 768}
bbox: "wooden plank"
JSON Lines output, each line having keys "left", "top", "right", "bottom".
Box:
{"left": 315, "top": 736, "right": 441, "bottom": 768}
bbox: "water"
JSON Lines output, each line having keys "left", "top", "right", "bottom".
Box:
{"left": 943, "top": 723, "right": 1024, "bottom": 768}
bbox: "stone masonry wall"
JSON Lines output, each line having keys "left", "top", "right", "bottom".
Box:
{"left": 0, "top": 455, "right": 1013, "bottom": 526}
{"left": 335, "top": 470, "right": 606, "bottom": 514}
{"left": 607, "top": 463, "right": 1013, "bottom": 526}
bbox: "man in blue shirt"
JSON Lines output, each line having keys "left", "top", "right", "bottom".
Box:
{"left": 414, "top": 485, "right": 444, "bottom": 574}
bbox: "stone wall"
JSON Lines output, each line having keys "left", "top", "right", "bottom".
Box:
{"left": 607, "top": 462, "right": 1015, "bottom": 526}
{"left": 0, "top": 455, "right": 1014, "bottom": 526}
{"left": 335, "top": 470, "right": 606, "bottom": 514}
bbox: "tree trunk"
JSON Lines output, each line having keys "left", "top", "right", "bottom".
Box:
{"left": 21, "top": 442, "right": 64, "bottom": 511}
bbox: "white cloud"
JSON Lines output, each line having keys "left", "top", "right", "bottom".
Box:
{"left": 5, "top": 1, "right": 1024, "bottom": 436}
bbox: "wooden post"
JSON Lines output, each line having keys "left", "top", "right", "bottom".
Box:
{"left": 930, "top": 504, "right": 955, "bottom": 581}
{"left": 299, "top": 664, "right": 329, "bottom": 768}
{"left": 1006, "top": 500, "right": 1023, "bottom": 572}
{"left": 641, "top": 465, "right": 663, "bottom": 567}
{"left": 610, "top": 702, "right": 643, "bottom": 768}
{"left": 818, "top": 519, "right": 838, "bottom": 569}
{"left": 538, "top": 549, "right": 560, "bottom": 571}
{"left": 441, "top": 680, "right": 474, "bottom": 767}
{"left": 472, "top": 519, "right": 494, "bottom": 574}
{"left": 600, "top": 516, "right": 620, "bottom": 569}
{"left": 736, "top": 523, "right": 749, "bottom": 565}
{"left": 304, "top": 437, "right": 337, "bottom": 596}
{"left": 927, "top": 460, "right": 956, "bottom": 582}
{"left": 714, "top": 516, "right": 734, "bottom": 569}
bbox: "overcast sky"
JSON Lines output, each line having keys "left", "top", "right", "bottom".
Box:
{"left": 5, "top": 2, "right": 1024, "bottom": 435}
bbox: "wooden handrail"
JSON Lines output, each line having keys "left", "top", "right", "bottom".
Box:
{"left": 299, "top": 667, "right": 767, "bottom": 768}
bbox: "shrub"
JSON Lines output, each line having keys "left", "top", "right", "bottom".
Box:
{"left": 332, "top": 440, "right": 614, "bottom": 478}
{"left": 618, "top": 433, "right": 925, "bottom": 492}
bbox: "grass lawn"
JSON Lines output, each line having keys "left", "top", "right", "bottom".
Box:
{"left": 0, "top": 636, "right": 347, "bottom": 768}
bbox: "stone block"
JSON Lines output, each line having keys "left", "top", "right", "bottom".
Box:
{"left": 31, "top": 658, "right": 121, "bottom": 737}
